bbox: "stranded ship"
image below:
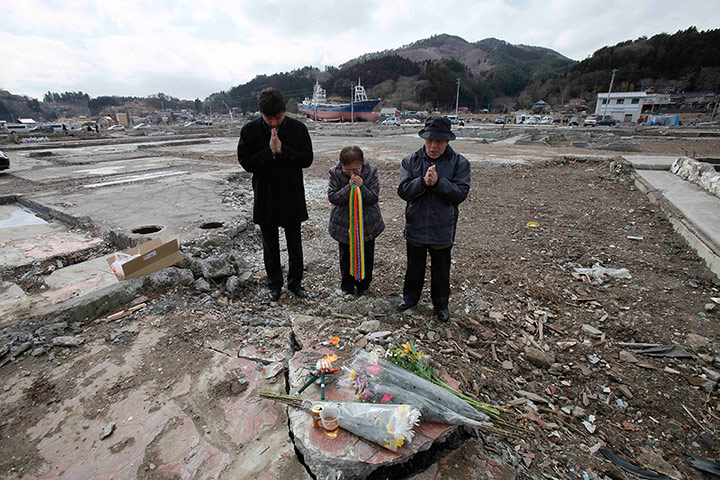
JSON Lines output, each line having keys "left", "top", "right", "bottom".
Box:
{"left": 298, "top": 80, "right": 380, "bottom": 122}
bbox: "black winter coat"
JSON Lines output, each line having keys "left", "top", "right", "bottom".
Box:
{"left": 237, "top": 116, "right": 313, "bottom": 226}
{"left": 397, "top": 145, "right": 471, "bottom": 245}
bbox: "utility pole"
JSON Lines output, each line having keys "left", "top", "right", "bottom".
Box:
{"left": 602, "top": 69, "right": 618, "bottom": 120}
{"left": 455, "top": 78, "right": 460, "bottom": 118}
{"left": 711, "top": 85, "right": 719, "bottom": 122}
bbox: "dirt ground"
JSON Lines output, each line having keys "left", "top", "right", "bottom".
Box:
{"left": 1, "top": 128, "right": 719, "bottom": 479}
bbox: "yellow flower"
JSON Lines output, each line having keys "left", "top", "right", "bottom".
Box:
{"left": 402, "top": 342, "right": 411, "bottom": 354}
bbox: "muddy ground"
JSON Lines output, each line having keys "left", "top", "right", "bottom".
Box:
{"left": 1, "top": 128, "right": 719, "bottom": 479}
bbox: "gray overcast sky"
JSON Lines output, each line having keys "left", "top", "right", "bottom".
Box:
{"left": 2, "top": 0, "right": 719, "bottom": 100}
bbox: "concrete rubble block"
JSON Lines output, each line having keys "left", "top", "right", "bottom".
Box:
{"left": 288, "top": 314, "right": 457, "bottom": 480}
{"left": 199, "top": 255, "right": 236, "bottom": 279}
{"left": 358, "top": 320, "right": 381, "bottom": 334}
{"left": 228, "top": 253, "right": 250, "bottom": 275}
{"left": 407, "top": 438, "right": 515, "bottom": 480}
{"left": 581, "top": 324, "right": 603, "bottom": 337}
{"left": 672, "top": 157, "right": 720, "bottom": 198}
{"left": 367, "top": 330, "right": 392, "bottom": 342}
{"left": 619, "top": 350, "right": 638, "bottom": 363}
{"left": 524, "top": 347, "right": 555, "bottom": 369}
{"left": 601, "top": 141, "right": 642, "bottom": 152}
{"left": 193, "top": 277, "right": 212, "bottom": 292}
{"left": 34, "top": 321, "right": 68, "bottom": 337}
{"left": 225, "top": 276, "right": 242, "bottom": 296}
{"left": 143, "top": 267, "right": 194, "bottom": 290}
{"left": 686, "top": 333, "right": 710, "bottom": 350}
{"left": 52, "top": 335, "right": 84, "bottom": 347}
{"left": 177, "top": 254, "right": 203, "bottom": 278}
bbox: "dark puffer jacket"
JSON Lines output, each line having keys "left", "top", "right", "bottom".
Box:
{"left": 397, "top": 145, "right": 471, "bottom": 245}
{"left": 328, "top": 161, "right": 385, "bottom": 243}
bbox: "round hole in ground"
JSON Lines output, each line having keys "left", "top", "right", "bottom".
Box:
{"left": 131, "top": 225, "right": 163, "bottom": 234}
{"left": 200, "top": 222, "right": 224, "bottom": 229}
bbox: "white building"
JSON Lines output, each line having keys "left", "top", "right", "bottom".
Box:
{"left": 595, "top": 92, "right": 647, "bottom": 123}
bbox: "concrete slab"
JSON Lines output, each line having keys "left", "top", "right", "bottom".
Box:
{"left": 2, "top": 323, "right": 311, "bottom": 480}
{"left": 0, "top": 155, "right": 55, "bottom": 174}
{"left": 10, "top": 157, "right": 197, "bottom": 184}
{"left": 29, "top": 169, "right": 247, "bottom": 243}
{"left": 623, "top": 155, "right": 679, "bottom": 170}
{"left": 0, "top": 205, "right": 103, "bottom": 268}
{"left": 41, "top": 257, "right": 117, "bottom": 305}
{"left": 148, "top": 138, "right": 238, "bottom": 156}
{"left": 635, "top": 170, "right": 720, "bottom": 278}
{"left": 14, "top": 144, "right": 155, "bottom": 165}
{"left": 0, "top": 257, "right": 119, "bottom": 325}
{"left": 287, "top": 314, "right": 456, "bottom": 480}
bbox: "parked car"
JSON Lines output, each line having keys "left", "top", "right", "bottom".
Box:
{"left": 132, "top": 123, "right": 151, "bottom": 130}
{"left": 568, "top": 117, "right": 580, "bottom": 126}
{"left": 404, "top": 118, "right": 421, "bottom": 124}
{"left": 583, "top": 116, "right": 597, "bottom": 127}
{"left": 382, "top": 117, "right": 400, "bottom": 126}
{"left": 597, "top": 117, "right": 617, "bottom": 126}
{"left": 495, "top": 116, "right": 507, "bottom": 124}
{"left": 445, "top": 115, "right": 459, "bottom": 124}
{"left": 33, "top": 123, "right": 64, "bottom": 133}
{"left": 107, "top": 125, "right": 125, "bottom": 131}
{"left": 0, "top": 150, "right": 10, "bottom": 171}
{"left": 539, "top": 116, "right": 554, "bottom": 124}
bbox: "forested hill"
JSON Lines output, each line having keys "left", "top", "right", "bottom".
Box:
{"left": 529, "top": 27, "right": 720, "bottom": 104}
{"left": 208, "top": 28, "right": 719, "bottom": 113}
{"left": 208, "top": 34, "right": 574, "bottom": 113}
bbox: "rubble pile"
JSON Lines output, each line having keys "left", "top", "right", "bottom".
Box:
{"left": 672, "top": 156, "right": 720, "bottom": 197}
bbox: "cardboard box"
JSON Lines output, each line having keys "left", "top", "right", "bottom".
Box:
{"left": 106, "top": 236, "right": 182, "bottom": 280}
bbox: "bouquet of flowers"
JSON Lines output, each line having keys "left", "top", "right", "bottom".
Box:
{"left": 344, "top": 350, "right": 492, "bottom": 425}
{"left": 385, "top": 342, "right": 508, "bottom": 420}
{"left": 259, "top": 392, "right": 420, "bottom": 452}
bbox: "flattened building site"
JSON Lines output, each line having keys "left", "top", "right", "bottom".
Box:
{"left": 1, "top": 120, "right": 719, "bottom": 479}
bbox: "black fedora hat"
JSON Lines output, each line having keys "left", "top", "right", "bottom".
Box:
{"left": 418, "top": 116, "right": 456, "bottom": 141}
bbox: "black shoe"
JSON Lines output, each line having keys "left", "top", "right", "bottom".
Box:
{"left": 435, "top": 308, "right": 450, "bottom": 322}
{"left": 358, "top": 289, "right": 368, "bottom": 297}
{"left": 397, "top": 299, "right": 416, "bottom": 312}
{"left": 289, "top": 286, "right": 309, "bottom": 298}
{"left": 267, "top": 289, "right": 281, "bottom": 301}
{"left": 341, "top": 288, "right": 354, "bottom": 295}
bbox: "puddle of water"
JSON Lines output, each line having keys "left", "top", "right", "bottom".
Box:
{"left": 0, "top": 208, "right": 49, "bottom": 229}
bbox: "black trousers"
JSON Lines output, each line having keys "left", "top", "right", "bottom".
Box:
{"left": 259, "top": 223, "right": 303, "bottom": 291}
{"left": 338, "top": 240, "right": 375, "bottom": 293}
{"left": 402, "top": 241, "right": 452, "bottom": 310}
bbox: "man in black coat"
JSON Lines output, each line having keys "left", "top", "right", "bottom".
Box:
{"left": 238, "top": 88, "right": 313, "bottom": 301}
{"left": 397, "top": 116, "right": 471, "bottom": 322}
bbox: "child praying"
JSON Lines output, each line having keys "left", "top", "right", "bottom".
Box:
{"left": 327, "top": 146, "right": 385, "bottom": 296}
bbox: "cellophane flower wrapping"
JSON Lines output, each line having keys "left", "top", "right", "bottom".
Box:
{"left": 342, "top": 350, "right": 490, "bottom": 428}
{"left": 309, "top": 400, "right": 420, "bottom": 452}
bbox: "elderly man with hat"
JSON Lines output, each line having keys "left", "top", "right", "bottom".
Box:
{"left": 397, "top": 116, "right": 471, "bottom": 322}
